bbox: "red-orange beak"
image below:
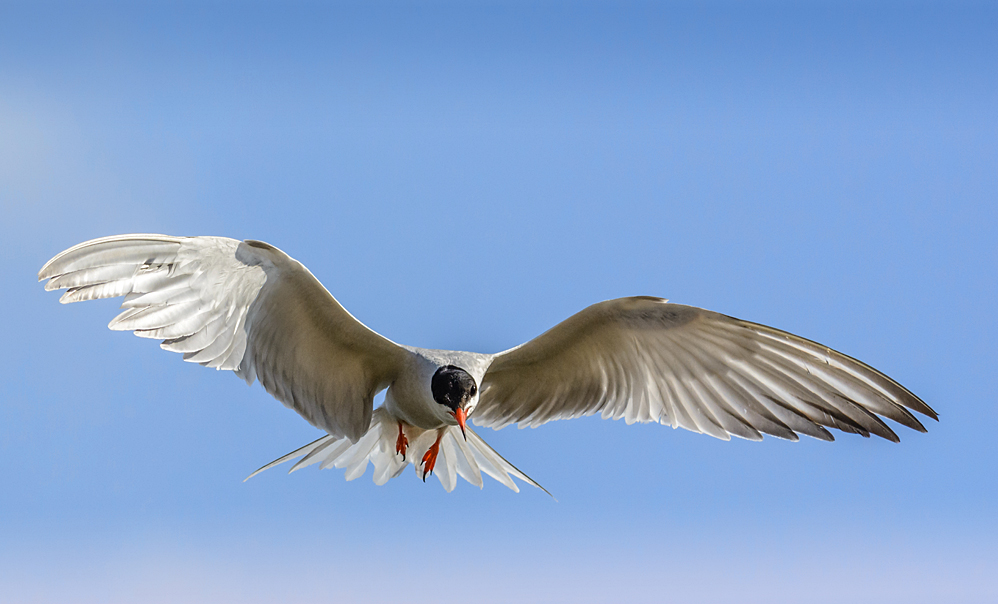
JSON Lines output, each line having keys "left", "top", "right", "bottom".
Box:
{"left": 452, "top": 408, "right": 467, "bottom": 441}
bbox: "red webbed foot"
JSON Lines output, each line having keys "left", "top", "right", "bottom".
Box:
{"left": 420, "top": 430, "right": 445, "bottom": 481}
{"left": 395, "top": 422, "right": 409, "bottom": 461}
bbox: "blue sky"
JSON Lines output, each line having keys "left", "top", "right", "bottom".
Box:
{"left": 1, "top": 1, "right": 996, "bottom": 602}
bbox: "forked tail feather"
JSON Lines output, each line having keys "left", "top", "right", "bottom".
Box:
{"left": 245, "top": 408, "right": 550, "bottom": 495}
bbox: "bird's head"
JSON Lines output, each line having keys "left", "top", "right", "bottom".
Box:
{"left": 431, "top": 365, "right": 477, "bottom": 439}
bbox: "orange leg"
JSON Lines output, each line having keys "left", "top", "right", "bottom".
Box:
{"left": 395, "top": 422, "right": 409, "bottom": 460}
{"left": 420, "top": 430, "right": 446, "bottom": 481}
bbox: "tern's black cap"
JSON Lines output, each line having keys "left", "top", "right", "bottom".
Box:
{"left": 431, "top": 365, "right": 477, "bottom": 411}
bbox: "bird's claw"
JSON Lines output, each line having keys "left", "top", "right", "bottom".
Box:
{"left": 420, "top": 436, "right": 442, "bottom": 481}
{"left": 395, "top": 422, "right": 409, "bottom": 461}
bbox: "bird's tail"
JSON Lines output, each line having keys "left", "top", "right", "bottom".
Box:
{"left": 245, "top": 408, "right": 549, "bottom": 494}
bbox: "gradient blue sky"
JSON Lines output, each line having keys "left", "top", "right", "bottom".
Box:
{"left": 2, "top": 1, "right": 996, "bottom": 602}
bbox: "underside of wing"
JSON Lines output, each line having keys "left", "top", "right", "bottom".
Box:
{"left": 474, "top": 297, "right": 936, "bottom": 443}
{"left": 39, "top": 234, "right": 411, "bottom": 441}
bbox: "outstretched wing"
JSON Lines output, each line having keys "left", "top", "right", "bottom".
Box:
{"left": 39, "top": 234, "right": 410, "bottom": 442}
{"left": 474, "top": 297, "right": 936, "bottom": 442}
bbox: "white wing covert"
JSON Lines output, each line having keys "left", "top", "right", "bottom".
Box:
{"left": 39, "top": 234, "right": 409, "bottom": 442}
{"left": 474, "top": 297, "right": 936, "bottom": 442}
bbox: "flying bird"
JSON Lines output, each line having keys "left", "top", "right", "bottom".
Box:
{"left": 39, "top": 234, "right": 936, "bottom": 493}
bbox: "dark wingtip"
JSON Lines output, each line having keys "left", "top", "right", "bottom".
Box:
{"left": 909, "top": 398, "right": 939, "bottom": 422}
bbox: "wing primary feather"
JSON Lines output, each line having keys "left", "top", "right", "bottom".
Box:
{"left": 767, "top": 343, "right": 925, "bottom": 433}
{"left": 724, "top": 368, "right": 835, "bottom": 441}
{"left": 695, "top": 327, "right": 880, "bottom": 439}
{"left": 694, "top": 325, "right": 924, "bottom": 435}
{"left": 723, "top": 354, "right": 872, "bottom": 437}
{"left": 734, "top": 352, "right": 900, "bottom": 441}
{"left": 716, "top": 319, "right": 936, "bottom": 420}
{"left": 38, "top": 235, "right": 183, "bottom": 279}
{"left": 746, "top": 347, "right": 905, "bottom": 441}
{"left": 44, "top": 264, "right": 138, "bottom": 291}
{"left": 703, "top": 373, "right": 800, "bottom": 441}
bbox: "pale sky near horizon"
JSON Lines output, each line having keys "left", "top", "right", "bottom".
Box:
{"left": 1, "top": 2, "right": 996, "bottom": 603}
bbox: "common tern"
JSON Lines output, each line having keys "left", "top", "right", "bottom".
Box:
{"left": 39, "top": 234, "right": 936, "bottom": 493}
